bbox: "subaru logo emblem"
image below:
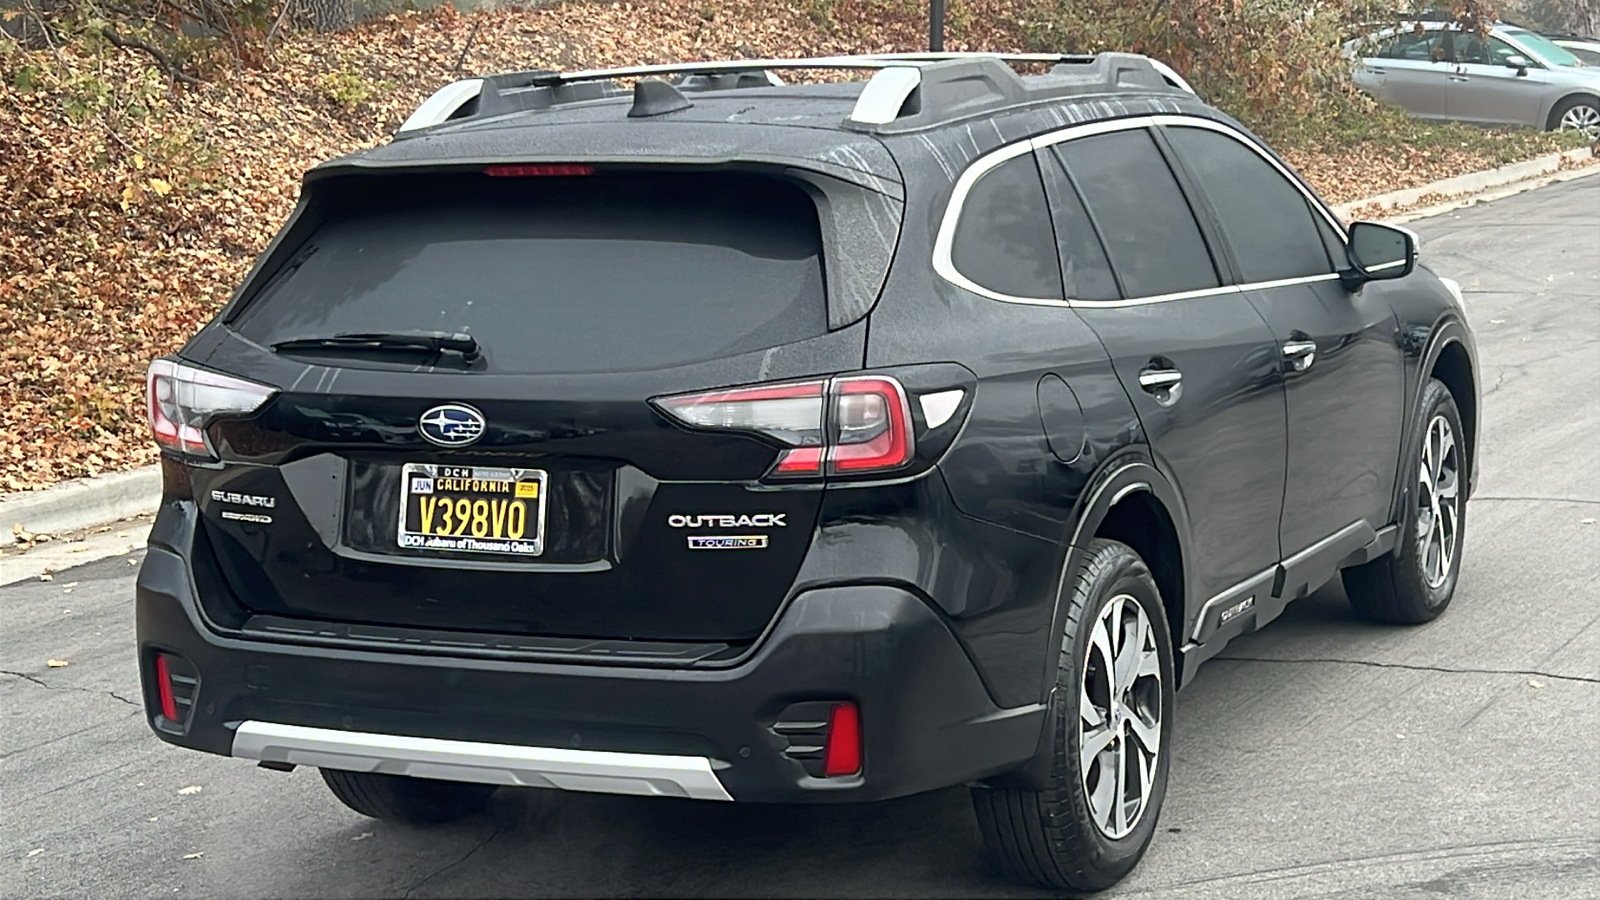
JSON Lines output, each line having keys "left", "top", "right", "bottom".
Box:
{"left": 418, "top": 404, "right": 486, "bottom": 447}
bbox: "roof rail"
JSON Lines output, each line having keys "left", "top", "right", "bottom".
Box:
{"left": 395, "top": 52, "right": 1194, "bottom": 136}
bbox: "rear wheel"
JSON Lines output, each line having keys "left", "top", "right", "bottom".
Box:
{"left": 1343, "top": 378, "right": 1466, "bottom": 624}
{"left": 320, "top": 769, "right": 497, "bottom": 825}
{"left": 972, "top": 539, "right": 1175, "bottom": 892}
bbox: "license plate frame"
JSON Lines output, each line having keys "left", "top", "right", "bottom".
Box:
{"left": 396, "top": 463, "right": 548, "bottom": 557}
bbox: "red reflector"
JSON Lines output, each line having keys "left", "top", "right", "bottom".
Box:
{"left": 154, "top": 654, "right": 179, "bottom": 721}
{"left": 823, "top": 702, "right": 861, "bottom": 777}
{"left": 484, "top": 164, "right": 595, "bottom": 177}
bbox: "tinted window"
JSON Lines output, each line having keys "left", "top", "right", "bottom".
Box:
{"left": 1457, "top": 34, "right": 1523, "bottom": 65}
{"left": 950, "top": 153, "right": 1063, "bottom": 298}
{"left": 1051, "top": 130, "right": 1219, "bottom": 299}
{"left": 1164, "top": 126, "right": 1335, "bottom": 283}
{"left": 1377, "top": 31, "right": 1441, "bottom": 61}
{"left": 230, "top": 172, "right": 827, "bottom": 374}
{"left": 1037, "top": 153, "right": 1120, "bottom": 301}
{"left": 1315, "top": 205, "right": 1348, "bottom": 270}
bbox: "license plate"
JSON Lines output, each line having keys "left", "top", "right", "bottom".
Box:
{"left": 397, "top": 463, "right": 546, "bottom": 556}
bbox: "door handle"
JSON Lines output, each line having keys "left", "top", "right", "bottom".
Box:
{"left": 1368, "top": 66, "right": 1386, "bottom": 74}
{"left": 1138, "top": 369, "right": 1183, "bottom": 408}
{"left": 1282, "top": 338, "right": 1318, "bottom": 373}
{"left": 1138, "top": 369, "right": 1182, "bottom": 390}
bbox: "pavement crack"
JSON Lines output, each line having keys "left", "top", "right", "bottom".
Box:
{"left": 0, "top": 670, "right": 142, "bottom": 706}
{"left": 1470, "top": 495, "right": 1600, "bottom": 506}
{"left": 401, "top": 826, "right": 501, "bottom": 899}
{"left": 1, "top": 670, "right": 51, "bottom": 689}
{"left": 1211, "top": 656, "right": 1599, "bottom": 685}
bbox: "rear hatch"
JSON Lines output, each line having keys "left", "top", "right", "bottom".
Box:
{"left": 177, "top": 166, "right": 893, "bottom": 650}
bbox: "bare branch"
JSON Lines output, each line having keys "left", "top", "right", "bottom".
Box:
{"left": 99, "top": 25, "right": 202, "bottom": 85}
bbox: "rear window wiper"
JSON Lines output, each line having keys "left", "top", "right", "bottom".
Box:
{"left": 272, "top": 331, "right": 481, "bottom": 361}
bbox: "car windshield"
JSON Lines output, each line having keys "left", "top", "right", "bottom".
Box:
{"left": 1502, "top": 28, "right": 1586, "bottom": 66}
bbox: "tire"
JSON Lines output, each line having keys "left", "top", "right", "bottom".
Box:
{"left": 1548, "top": 95, "right": 1600, "bottom": 138}
{"left": 971, "top": 538, "right": 1176, "bottom": 893}
{"left": 1342, "top": 377, "right": 1467, "bottom": 625}
{"left": 320, "top": 769, "right": 497, "bottom": 825}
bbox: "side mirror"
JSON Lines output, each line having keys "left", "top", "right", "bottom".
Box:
{"left": 1344, "top": 221, "right": 1417, "bottom": 285}
{"left": 1504, "top": 54, "right": 1532, "bottom": 74}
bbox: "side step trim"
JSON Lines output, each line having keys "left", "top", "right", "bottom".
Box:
{"left": 231, "top": 721, "right": 733, "bottom": 802}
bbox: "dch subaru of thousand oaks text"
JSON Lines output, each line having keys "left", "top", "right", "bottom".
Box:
{"left": 136, "top": 52, "right": 1480, "bottom": 891}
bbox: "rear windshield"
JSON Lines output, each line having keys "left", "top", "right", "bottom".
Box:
{"left": 229, "top": 171, "right": 828, "bottom": 373}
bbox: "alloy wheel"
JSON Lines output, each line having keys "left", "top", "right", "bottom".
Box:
{"left": 1559, "top": 104, "right": 1600, "bottom": 138}
{"left": 1079, "top": 594, "right": 1163, "bottom": 840}
{"left": 1416, "top": 414, "right": 1460, "bottom": 590}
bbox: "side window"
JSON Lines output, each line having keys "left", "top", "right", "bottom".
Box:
{"left": 1483, "top": 37, "right": 1523, "bottom": 65}
{"left": 1163, "top": 126, "right": 1336, "bottom": 283}
{"left": 949, "top": 153, "right": 1063, "bottom": 299}
{"left": 1314, "top": 203, "right": 1349, "bottom": 271}
{"left": 1050, "top": 129, "right": 1220, "bottom": 299}
{"left": 1377, "top": 31, "right": 1438, "bottom": 61}
{"left": 1036, "top": 153, "right": 1120, "bottom": 301}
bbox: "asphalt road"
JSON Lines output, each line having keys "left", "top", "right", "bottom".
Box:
{"left": 4, "top": 177, "right": 1598, "bottom": 900}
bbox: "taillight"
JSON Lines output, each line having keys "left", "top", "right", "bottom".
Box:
{"left": 830, "top": 376, "right": 913, "bottom": 473}
{"left": 653, "top": 375, "right": 915, "bottom": 479}
{"left": 146, "top": 358, "right": 276, "bottom": 461}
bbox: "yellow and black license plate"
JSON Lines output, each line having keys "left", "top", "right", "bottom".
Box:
{"left": 397, "top": 463, "right": 546, "bottom": 556}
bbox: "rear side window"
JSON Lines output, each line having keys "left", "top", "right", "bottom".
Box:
{"left": 1051, "top": 130, "right": 1220, "bottom": 299}
{"left": 949, "top": 153, "right": 1063, "bottom": 299}
{"left": 1163, "top": 126, "right": 1336, "bottom": 283}
{"left": 229, "top": 172, "right": 828, "bottom": 374}
{"left": 1036, "top": 152, "right": 1120, "bottom": 301}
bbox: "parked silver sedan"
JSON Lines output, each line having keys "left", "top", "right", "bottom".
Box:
{"left": 1350, "top": 22, "right": 1600, "bottom": 136}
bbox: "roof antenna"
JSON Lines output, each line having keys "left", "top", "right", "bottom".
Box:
{"left": 928, "top": 0, "right": 945, "bottom": 51}
{"left": 453, "top": 20, "right": 481, "bottom": 76}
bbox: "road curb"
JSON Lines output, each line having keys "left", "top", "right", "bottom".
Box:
{"left": 1332, "top": 146, "right": 1595, "bottom": 220}
{"left": 2, "top": 466, "right": 162, "bottom": 538}
{"left": 3, "top": 147, "right": 1596, "bottom": 541}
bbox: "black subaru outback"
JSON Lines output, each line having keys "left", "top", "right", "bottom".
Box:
{"left": 137, "top": 52, "right": 1479, "bottom": 891}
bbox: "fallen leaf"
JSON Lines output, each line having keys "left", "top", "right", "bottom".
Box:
{"left": 1528, "top": 679, "right": 1546, "bottom": 689}
{"left": 149, "top": 178, "right": 173, "bottom": 197}
{"left": 178, "top": 785, "right": 203, "bottom": 795}
{"left": 47, "top": 659, "right": 69, "bottom": 667}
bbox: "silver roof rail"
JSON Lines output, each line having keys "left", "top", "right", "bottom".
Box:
{"left": 399, "top": 78, "right": 487, "bottom": 133}
{"left": 394, "top": 52, "right": 1195, "bottom": 136}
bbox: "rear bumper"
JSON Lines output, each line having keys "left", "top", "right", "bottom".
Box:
{"left": 136, "top": 543, "right": 1045, "bottom": 803}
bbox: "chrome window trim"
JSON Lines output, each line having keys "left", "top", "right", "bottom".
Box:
{"left": 932, "top": 114, "right": 1355, "bottom": 309}
{"left": 232, "top": 720, "right": 735, "bottom": 801}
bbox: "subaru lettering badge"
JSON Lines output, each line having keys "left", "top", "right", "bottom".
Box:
{"left": 418, "top": 403, "right": 486, "bottom": 447}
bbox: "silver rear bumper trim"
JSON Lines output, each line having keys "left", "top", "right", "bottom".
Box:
{"left": 231, "top": 721, "right": 733, "bottom": 801}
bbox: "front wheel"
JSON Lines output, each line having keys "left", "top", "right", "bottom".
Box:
{"left": 1343, "top": 377, "right": 1467, "bottom": 624}
{"left": 972, "top": 538, "right": 1176, "bottom": 892}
